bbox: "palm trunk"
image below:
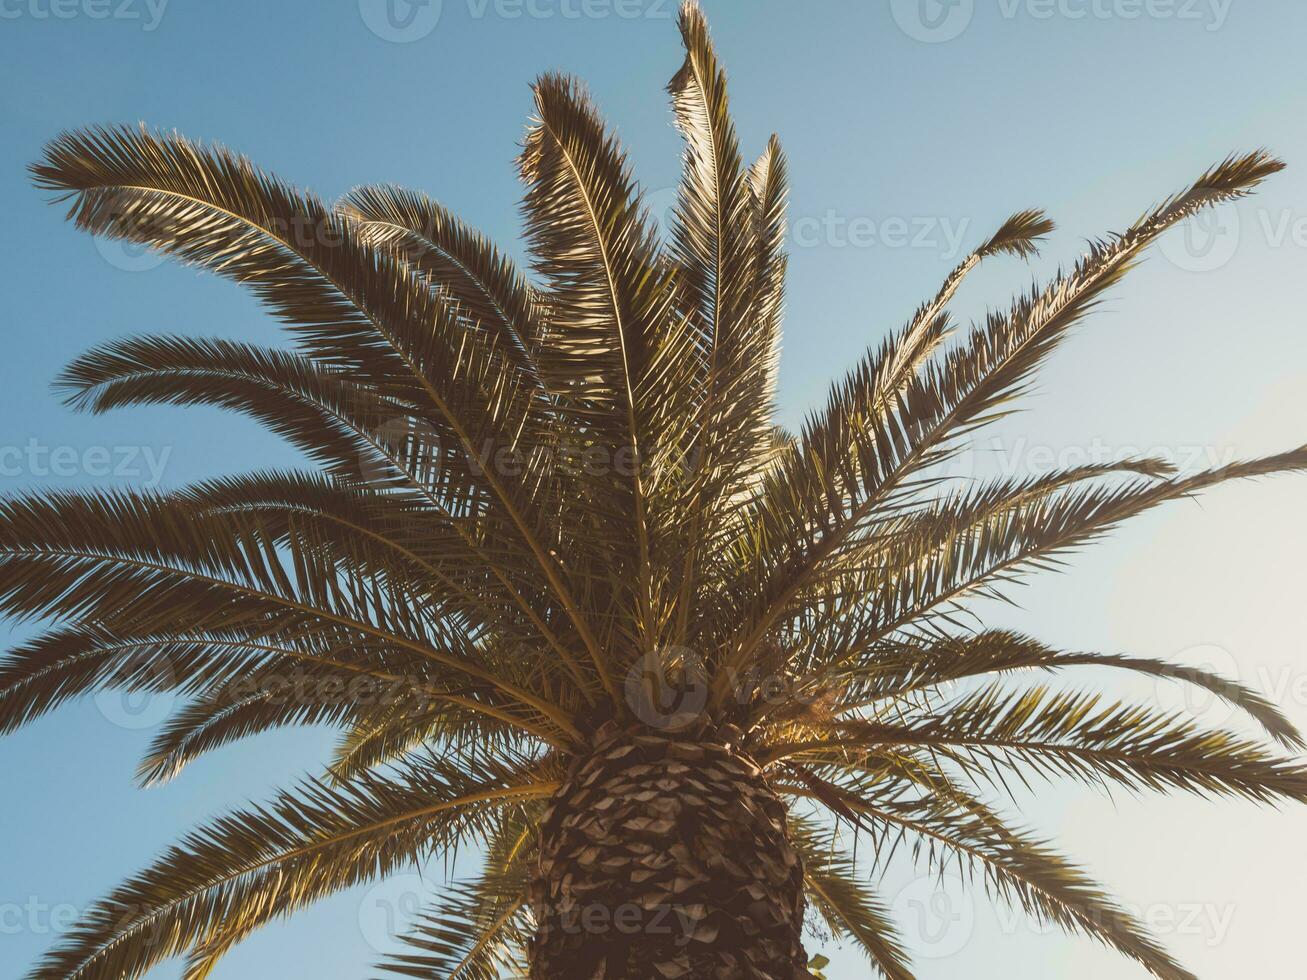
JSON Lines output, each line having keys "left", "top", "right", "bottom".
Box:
{"left": 528, "top": 728, "right": 809, "bottom": 979}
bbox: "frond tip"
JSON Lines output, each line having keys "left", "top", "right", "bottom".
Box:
{"left": 1187, "top": 148, "right": 1286, "bottom": 200}
{"left": 979, "top": 208, "right": 1056, "bottom": 258}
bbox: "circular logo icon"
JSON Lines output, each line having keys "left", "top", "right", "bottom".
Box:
{"left": 360, "top": 416, "right": 444, "bottom": 489}
{"left": 891, "top": 0, "right": 975, "bottom": 44}
{"left": 890, "top": 873, "right": 975, "bottom": 959}
{"left": 934, "top": 444, "right": 981, "bottom": 482}
{"left": 624, "top": 647, "right": 708, "bottom": 732}
{"left": 1155, "top": 643, "right": 1242, "bottom": 728}
{"left": 359, "top": 0, "right": 443, "bottom": 43}
{"left": 93, "top": 235, "right": 165, "bottom": 274}
{"left": 358, "top": 873, "right": 428, "bottom": 952}
{"left": 644, "top": 185, "right": 679, "bottom": 246}
{"left": 94, "top": 648, "right": 176, "bottom": 731}
{"left": 1160, "top": 203, "right": 1241, "bottom": 273}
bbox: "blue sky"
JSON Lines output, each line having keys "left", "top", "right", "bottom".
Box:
{"left": 3, "top": 1, "right": 1307, "bottom": 977}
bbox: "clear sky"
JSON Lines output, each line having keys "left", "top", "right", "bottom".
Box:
{"left": 3, "top": 1, "right": 1307, "bottom": 977}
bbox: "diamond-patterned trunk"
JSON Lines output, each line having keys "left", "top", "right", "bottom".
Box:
{"left": 528, "top": 729, "right": 809, "bottom": 979}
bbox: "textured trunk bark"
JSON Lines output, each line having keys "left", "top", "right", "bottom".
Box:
{"left": 528, "top": 728, "right": 809, "bottom": 979}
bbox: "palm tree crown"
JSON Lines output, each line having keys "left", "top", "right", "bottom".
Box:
{"left": 6, "top": 3, "right": 1307, "bottom": 978}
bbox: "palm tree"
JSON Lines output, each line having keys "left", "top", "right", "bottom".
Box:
{"left": 6, "top": 3, "right": 1306, "bottom": 977}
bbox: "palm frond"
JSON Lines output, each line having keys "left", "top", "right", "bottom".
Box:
{"left": 33, "top": 126, "right": 606, "bottom": 710}
{"left": 519, "top": 72, "right": 683, "bottom": 671}
{"left": 799, "top": 684, "right": 1307, "bottom": 804}
{"left": 0, "top": 488, "right": 579, "bottom": 742}
{"left": 774, "top": 448, "right": 1307, "bottom": 713}
{"left": 377, "top": 809, "right": 537, "bottom": 979}
{"left": 339, "top": 184, "right": 543, "bottom": 379}
{"left": 665, "top": 5, "right": 793, "bottom": 647}
{"left": 837, "top": 630, "right": 1303, "bottom": 750}
{"left": 717, "top": 153, "right": 1282, "bottom": 696}
{"left": 786, "top": 767, "right": 1196, "bottom": 980}
{"left": 790, "top": 815, "right": 914, "bottom": 980}
{"left": 28, "top": 753, "right": 554, "bottom": 980}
